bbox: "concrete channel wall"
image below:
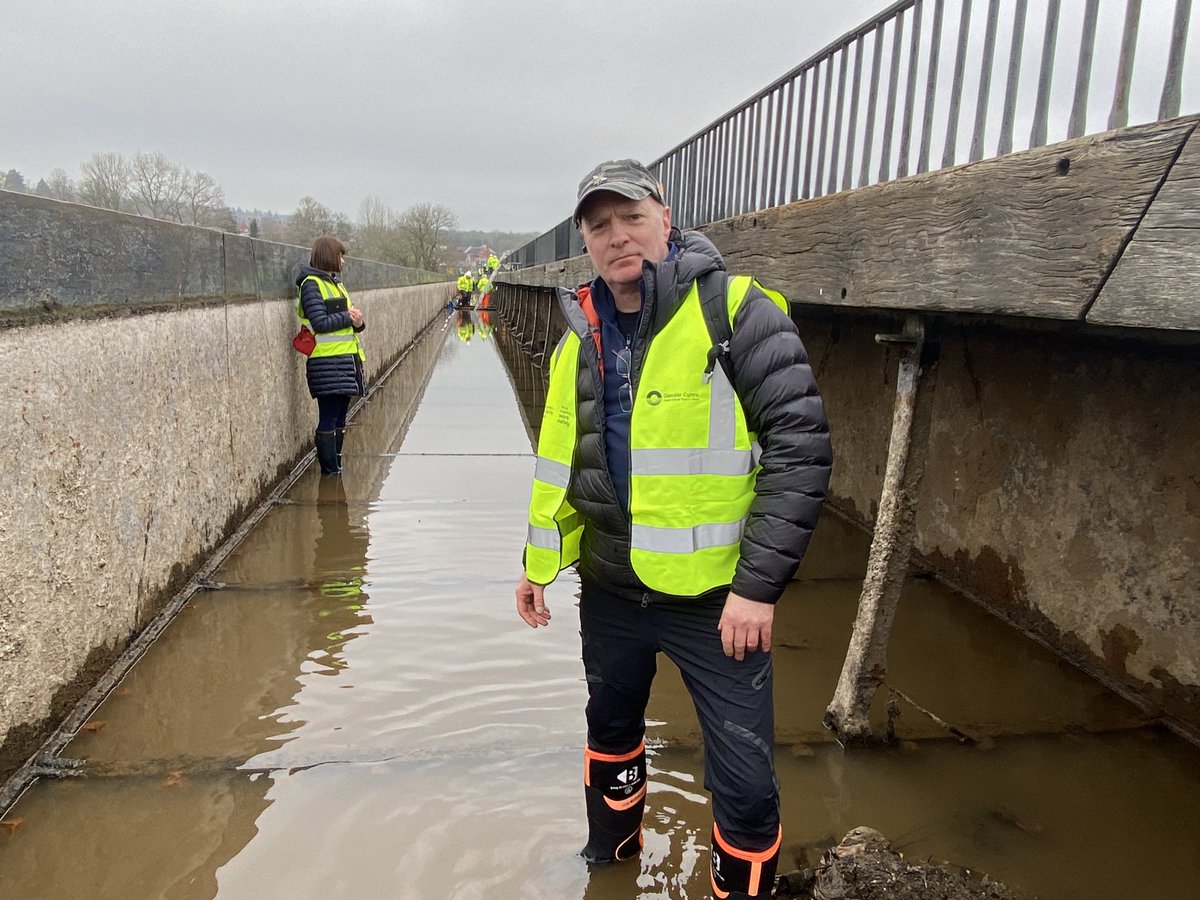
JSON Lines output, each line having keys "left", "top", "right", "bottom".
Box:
{"left": 0, "top": 192, "right": 452, "bottom": 779}
{"left": 495, "top": 118, "right": 1200, "bottom": 735}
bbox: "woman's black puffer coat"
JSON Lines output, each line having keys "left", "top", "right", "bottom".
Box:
{"left": 296, "top": 266, "right": 365, "bottom": 398}
{"left": 558, "top": 229, "right": 832, "bottom": 604}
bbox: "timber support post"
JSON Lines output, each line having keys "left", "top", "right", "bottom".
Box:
{"left": 824, "top": 314, "right": 940, "bottom": 746}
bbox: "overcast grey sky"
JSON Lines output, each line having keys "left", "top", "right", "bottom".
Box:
{"left": 7, "top": 0, "right": 886, "bottom": 231}
{"left": 7, "top": 0, "right": 1196, "bottom": 233}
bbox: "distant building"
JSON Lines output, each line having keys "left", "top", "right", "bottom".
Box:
{"left": 462, "top": 245, "right": 495, "bottom": 271}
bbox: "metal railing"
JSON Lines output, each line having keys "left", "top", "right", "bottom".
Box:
{"left": 511, "top": 0, "right": 1194, "bottom": 267}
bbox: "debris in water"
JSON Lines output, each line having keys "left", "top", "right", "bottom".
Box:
{"left": 774, "top": 826, "right": 1024, "bottom": 899}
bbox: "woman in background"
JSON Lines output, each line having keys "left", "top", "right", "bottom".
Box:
{"left": 295, "top": 235, "right": 365, "bottom": 475}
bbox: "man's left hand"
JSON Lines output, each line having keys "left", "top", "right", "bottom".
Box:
{"left": 718, "top": 592, "right": 775, "bottom": 660}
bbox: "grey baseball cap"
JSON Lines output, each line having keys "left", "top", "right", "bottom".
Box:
{"left": 573, "top": 159, "right": 666, "bottom": 225}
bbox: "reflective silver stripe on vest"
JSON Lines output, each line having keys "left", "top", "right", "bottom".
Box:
{"left": 527, "top": 524, "right": 561, "bottom": 551}
{"left": 315, "top": 332, "right": 354, "bottom": 343}
{"left": 631, "top": 448, "right": 754, "bottom": 476}
{"left": 631, "top": 520, "right": 745, "bottom": 554}
{"left": 708, "top": 363, "right": 737, "bottom": 450}
{"left": 630, "top": 360, "right": 749, "bottom": 478}
{"left": 534, "top": 456, "right": 572, "bottom": 488}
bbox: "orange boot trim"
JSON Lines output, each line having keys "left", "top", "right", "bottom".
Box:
{"left": 711, "top": 822, "right": 783, "bottom": 897}
{"left": 583, "top": 740, "right": 645, "bottom": 786}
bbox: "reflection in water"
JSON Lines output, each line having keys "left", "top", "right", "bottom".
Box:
{"left": 455, "top": 308, "right": 475, "bottom": 343}
{"left": 2, "top": 320, "right": 1200, "bottom": 900}
{"left": 305, "top": 477, "right": 373, "bottom": 678}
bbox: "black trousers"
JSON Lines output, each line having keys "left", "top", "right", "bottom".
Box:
{"left": 578, "top": 579, "right": 780, "bottom": 851}
{"left": 316, "top": 395, "right": 351, "bottom": 432}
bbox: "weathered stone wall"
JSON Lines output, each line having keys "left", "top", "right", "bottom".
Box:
{"left": 0, "top": 281, "right": 449, "bottom": 777}
{"left": 0, "top": 190, "right": 443, "bottom": 313}
{"left": 795, "top": 316, "right": 1200, "bottom": 730}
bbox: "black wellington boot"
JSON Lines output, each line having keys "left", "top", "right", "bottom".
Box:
{"left": 581, "top": 741, "right": 646, "bottom": 863}
{"left": 710, "top": 823, "right": 781, "bottom": 899}
{"left": 315, "top": 430, "right": 340, "bottom": 475}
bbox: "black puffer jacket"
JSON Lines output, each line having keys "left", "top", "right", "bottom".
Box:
{"left": 296, "top": 266, "right": 365, "bottom": 398}
{"left": 558, "top": 230, "right": 832, "bottom": 604}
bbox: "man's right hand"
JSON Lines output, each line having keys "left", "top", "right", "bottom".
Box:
{"left": 516, "top": 575, "right": 552, "bottom": 628}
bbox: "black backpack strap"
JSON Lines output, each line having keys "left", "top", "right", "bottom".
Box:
{"left": 698, "top": 270, "right": 734, "bottom": 386}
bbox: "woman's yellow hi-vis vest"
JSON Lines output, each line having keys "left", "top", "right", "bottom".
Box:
{"left": 297, "top": 276, "right": 365, "bottom": 362}
{"left": 524, "top": 275, "right": 787, "bottom": 596}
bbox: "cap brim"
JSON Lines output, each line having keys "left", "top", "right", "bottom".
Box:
{"left": 573, "top": 184, "right": 653, "bottom": 224}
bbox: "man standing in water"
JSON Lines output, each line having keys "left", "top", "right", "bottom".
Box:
{"left": 515, "top": 160, "right": 831, "bottom": 898}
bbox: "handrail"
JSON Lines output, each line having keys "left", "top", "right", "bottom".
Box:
{"left": 510, "top": 0, "right": 1194, "bottom": 268}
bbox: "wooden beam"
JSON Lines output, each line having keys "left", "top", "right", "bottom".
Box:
{"left": 700, "top": 117, "right": 1196, "bottom": 321}
{"left": 1088, "top": 124, "right": 1200, "bottom": 330}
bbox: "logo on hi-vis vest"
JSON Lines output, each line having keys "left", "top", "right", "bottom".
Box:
{"left": 645, "top": 390, "right": 701, "bottom": 407}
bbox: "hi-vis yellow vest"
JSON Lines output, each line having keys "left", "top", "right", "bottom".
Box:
{"left": 524, "top": 275, "right": 787, "bottom": 596}
{"left": 297, "top": 276, "right": 365, "bottom": 362}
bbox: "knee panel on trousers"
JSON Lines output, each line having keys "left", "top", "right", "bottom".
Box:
{"left": 710, "top": 822, "right": 781, "bottom": 899}
{"left": 581, "top": 741, "right": 646, "bottom": 863}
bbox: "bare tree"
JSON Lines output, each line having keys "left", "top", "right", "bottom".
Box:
{"left": 47, "top": 168, "right": 77, "bottom": 202}
{"left": 287, "top": 196, "right": 350, "bottom": 246}
{"left": 398, "top": 202, "right": 458, "bottom": 271}
{"left": 355, "top": 195, "right": 400, "bottom": 263}
{"left": 79, "top": 152, "right": 130, "bottom": 211}
{"left": 180, "top": 169, "right": 226, "bottom": 226}
{"left": 130, "top": 151, "right": 187, "bottom": 220}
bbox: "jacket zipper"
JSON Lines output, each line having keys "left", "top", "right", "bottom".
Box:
{"left": 564, "top": 289, "right": 625, "bottom": 515}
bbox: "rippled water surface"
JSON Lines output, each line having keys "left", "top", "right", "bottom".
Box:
{"left": 2, "top": 312, "right": 1199, "bottom": 900}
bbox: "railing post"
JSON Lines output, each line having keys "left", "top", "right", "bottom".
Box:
{"left": 897, "top": 0, "right": 924, "bottom": 178}
{"left": 998, "top": 0, "right": 1029, "bottom": 156}
{"left": 941, "top": 0, "right": 974, "bottom": 169}
{"left": 795, "top": 69, "right": 811, "bottom": 200}
{"left": 1159, "top": 0, "right": 1192, "bottom": 121}
{"left": 917, "top": 0, "right": 946, "bottom": 175}
{"left": 1030, "top": 0, "right": 1062, "bottom": 149}
{"left": 818, "top": 53, "right": 835, "bottom": 196}
{"left": 805, "top": 62, "right": 822, "bottom": 197}
{"left": 1108, "top": 0, "right": 1143, "bottom": 131}
{"left": 859, "top": 24, "right": 885, "bottom": 188}
{"left": 1068, "top": 0, "right": 1102, "bottom": 139}
{"left": 829, "top": 47, "right": 850, "bottom": 193}
{"left": 880, "top": 11, "right": 905, "bottom": 182}
{"left": 969, "top": 0, "right": 1003, "bottom": 163}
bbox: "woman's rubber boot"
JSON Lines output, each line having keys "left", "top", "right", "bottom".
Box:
{"left": 315, "top": 430, "right": 340, "bottom": 475}
{"left": 581, "top": 741, "right": 646, "bottom": 863}
{"left": 334, "top": 428, "right": 346, "bottom": 470}
{"left": 710, "top": 823, "right": 781, "bottom": 899}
